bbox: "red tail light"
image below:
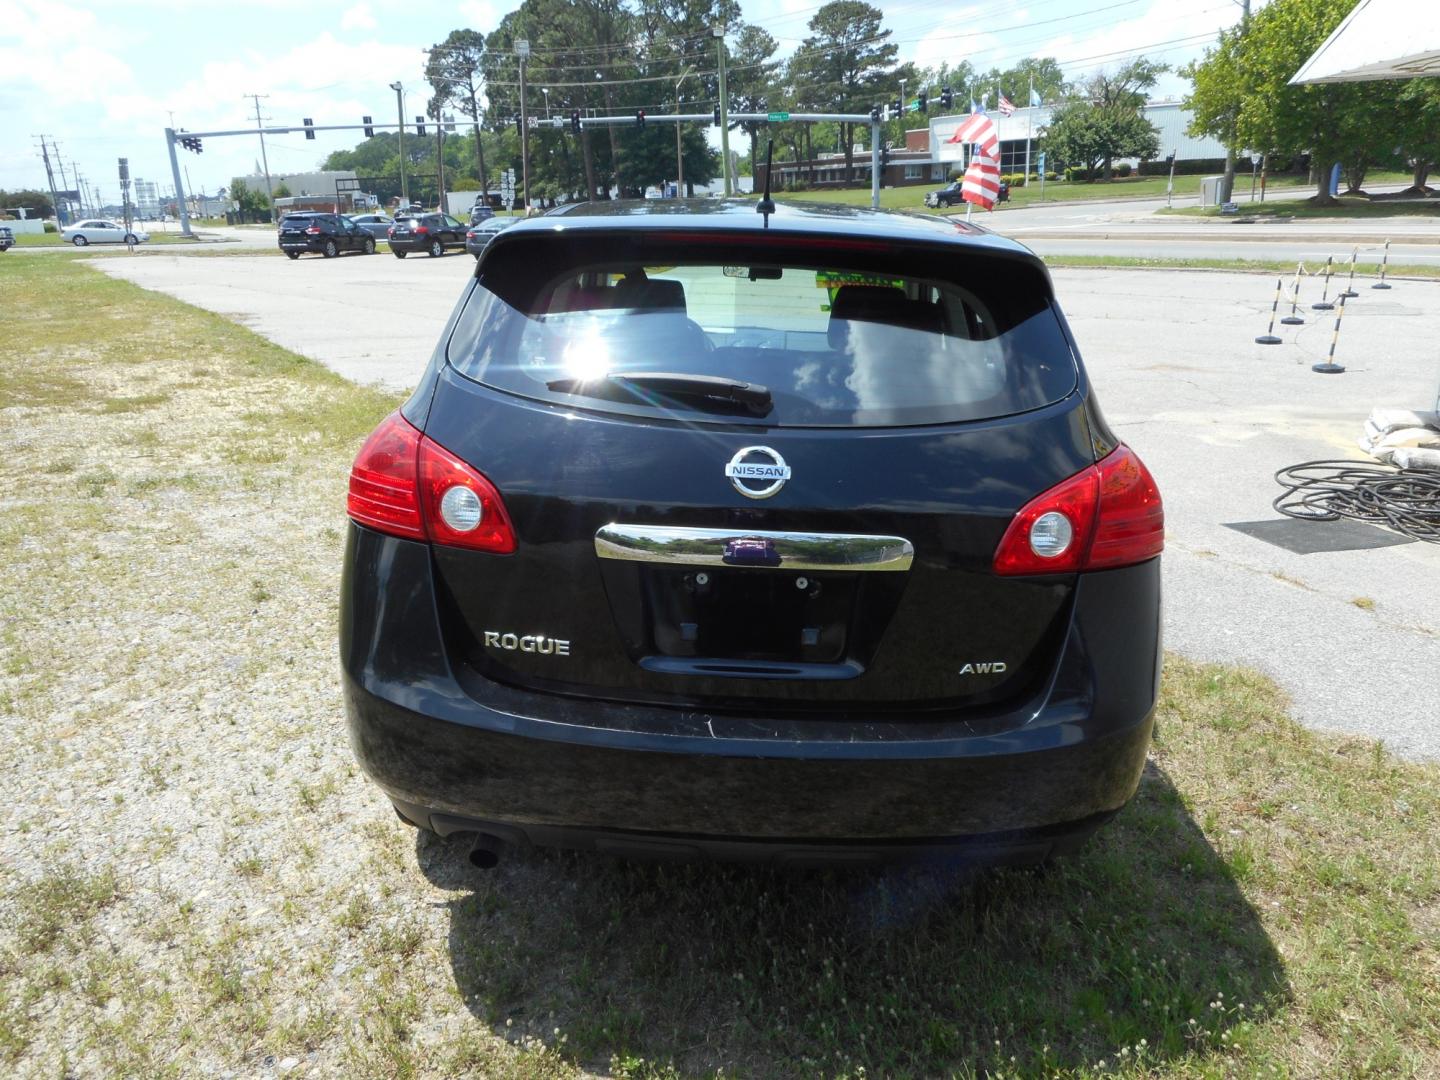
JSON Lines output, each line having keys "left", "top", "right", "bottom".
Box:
{"left": 346, "top": 411, "right": 516, "bottom": 553}
{"left": 992, "top": 445, "right": 1163, "bottom": 576}
{"left": 414, "top": 225, "right": 429, "bottom": 234}
{"left": 305, "top": 226, "right": 321, "bottom": 235}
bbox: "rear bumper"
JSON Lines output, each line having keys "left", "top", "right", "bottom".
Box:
{"left": 278, "top": 239, "right": 323, "bottom": 253}
{"left": 341, "top": 525, "right": 1160, "bottom": 859}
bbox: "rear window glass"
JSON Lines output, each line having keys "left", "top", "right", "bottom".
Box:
{"left": 446, "top": 232, "right": 1077, "bottom": 428}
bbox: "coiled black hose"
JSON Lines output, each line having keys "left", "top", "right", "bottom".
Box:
{"left": 1273, "top": 460, "right": 1440, "bottom": 544}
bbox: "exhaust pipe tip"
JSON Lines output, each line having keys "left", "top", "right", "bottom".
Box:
{"left": 467, "top": 833, "right": 504, "bottom": 870}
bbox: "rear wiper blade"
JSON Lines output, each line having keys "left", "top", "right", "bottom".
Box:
{"left": 547, "top": 371, "right": 773, "bottom": 414}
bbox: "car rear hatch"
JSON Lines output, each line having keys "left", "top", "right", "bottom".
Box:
{"left": 279, "top": 217, "right": 317, "bottom": 244}
{"left": 411, "top": 224, "right": 1102, "bottom": 716}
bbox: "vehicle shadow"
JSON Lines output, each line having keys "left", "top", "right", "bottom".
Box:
{"left": 415, "top": 761, "right": 1286, "bottom": 1076}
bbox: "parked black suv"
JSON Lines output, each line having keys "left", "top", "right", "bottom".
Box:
{"left": 341, "top": 200, "right": 1163, "bottom": 868}
{"left": 925, "top": 178, "right": 1010, "bottom": 208}
{"left": 278, "top": 213, "right": 375, "bottom": 259}
{"left": 388, "top": 213, "right": 467, "bottom": 258}
{"left": 0, "top": 225, "right": 13, "bottom": 252}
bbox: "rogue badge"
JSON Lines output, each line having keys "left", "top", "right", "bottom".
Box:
{"left": 725, "top": 446, "right": 791, "bottom": 500}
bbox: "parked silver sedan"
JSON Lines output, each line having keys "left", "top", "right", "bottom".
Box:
{"left": 347, "top": 213, "right": 396, "bottom": 240}
{"left": 62, "top": 219, "right": 149, "bottom": 246}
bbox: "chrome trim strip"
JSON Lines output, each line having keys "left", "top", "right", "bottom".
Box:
{"left": 594, "top": 524, "right": 914, "bottom": 572}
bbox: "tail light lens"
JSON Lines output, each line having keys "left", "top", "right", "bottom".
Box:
{"left": 993, "top": 445, "right": 1162, "bottom": 576}
{"left": 414, "top": 225, "right": 429, "bottom": 234}
{"left": 346, "top": 411, "right": 516, "bottom": 553}
{"left": 305, "top": 225, "right": 321, "bottom": 235}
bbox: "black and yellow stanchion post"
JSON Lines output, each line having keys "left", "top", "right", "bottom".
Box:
{"left": 1281, "top": 262, "right": 1305, "bottom": 325}
{"left": 1312, "top": 293, "right": 1348, "bottom": 374}
{"left": 1338, "top": 247, "right": 1359, "bottom": 299}
{"left": 1256, "top": 276, "right": 1284, "bottom": 344}
{"left": 1311, "top": 255, "right": 1335, "bottom": 311}
{"left": 1372, "top": 239, "right": 1392, "bottom": 291}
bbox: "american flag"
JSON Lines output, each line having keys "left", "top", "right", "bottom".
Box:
{"left": 945, "top": 112, "right": 1003, "bottom": 211}
{"left": 961, "top": 156, "right": 1002, "bottom": 211}
{"left": 997, "top": 91, "right": 1016, "bottom": 116}
{"left": 944, "top": 111, "right": 999, "bottom": 160}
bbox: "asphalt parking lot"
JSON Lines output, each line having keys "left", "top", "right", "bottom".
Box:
{"left": 97, "top": 253, "right": 1440, "bottom": 758}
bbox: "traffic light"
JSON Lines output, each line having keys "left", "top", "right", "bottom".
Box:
{"left": 869, "top": 104, "right": 880, "bottom": 123}
{"left": 179, "top": 134, "right": 203, "bottom": 154}
{"left": 635, "top": 109, "right": 645, "bottom": 128}
{"left": 917, "top": 92, "right": 927, "bottom": 114}
{"left": 940, "top": 87, "right": 953, "bottom": 109}
{"left": 415, "top": 115, "right": 426, "bottom": 137}
{"left": 363, "top": 115, "right": 374, "bottom": 138}
{"left": 713, "top": 105, "right": 721, "bottom": 127}
{"left": 303, "top": 118, "right": 315, "bottom": 140}
{"left": 881, "top": 143, "right": 890, "bottom": 167}
{"left": 890, "top": 98, "right": 901, "bottom": 120}
{"left": 515, "top": 116, "right": 524, "bottom": 136}
{"left": 571, "top": 110, "right": 581, "bottom": 133}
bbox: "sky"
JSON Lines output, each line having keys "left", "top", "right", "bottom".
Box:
{"left": 0, "top": 0, "right": 1246, "bottom": 206}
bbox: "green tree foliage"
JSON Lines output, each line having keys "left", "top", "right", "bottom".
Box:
{"left": 228, "top": 179, "right": 270, "bottom": 221}
{"left": 1042, "top": 101, "right": 1160, "bottom": 179}
{"left": 271, "top": 181, "right": 292, "bottom": 199}
{"left": 1186, "top": 0, "right": 1365, "bottom": 204}
{"left": 788, "top": 1, "right": 898, "bottom": 173}
{"left": 1040, "top": 59, "right": 1163, "bottom": 180}
{"left": 426, "top": 29, "right": 491, "bottom": 195}
{"left": 0, "top": 188, "right": 55, "bottom": 219}
{"left": 974, "top": 57, "right": 1067, "bottom": 107}
{"left": 1391, "top": 79, "right": 1440, "bottom": 192}
{"left": 728, "top": 25, "right": 781, "bottom": 177}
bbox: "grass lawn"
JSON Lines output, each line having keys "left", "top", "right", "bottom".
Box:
{"left": 1161, "top": 194, "right": 1439, "bottom": 220}
{"left": 1, "top": 255, "right": 1438, "bottom": 1077}
{"left": 768, "top": 171, "right": 1419, "bottom": 216}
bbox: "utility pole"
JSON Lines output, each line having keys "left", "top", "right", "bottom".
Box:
{"left": 674, "top": 67, "right": 694, "bottom": 197}
{"left": 164, "top": 128, "right": 194, "bottom": 236}
{"left": 1220, "top": 0, "right": 1250, "bottom": 204}
{"left": 715, "top": 26, "right": 732, "bottom": 195}
{"left": 389, "top": 82, "right": 408, "bottom": 207}
{"left": 436, "top": 112, "right": 446, "bottom": 213}
{"left": 245, "top": 93, "right": 275, "bottom": 220}
{"left": 33, "top": 136, "right": 65, "bottom": 227}
{"left": 517, "top": 39, "right": 531, "bottom": 214}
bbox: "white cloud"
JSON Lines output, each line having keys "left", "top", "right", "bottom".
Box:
{"left": 340, "top": 3, "right": 376, "bottom": 31}
{"left": 456, "top": 0, "right": 498, "bottom": 33}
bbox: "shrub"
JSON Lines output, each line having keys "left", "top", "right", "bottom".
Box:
{"left": 44, "top": 221, "right": 58, "bottom": 233}
{"left": 1116, "top": 162, "right": 1133, "bottom": 178}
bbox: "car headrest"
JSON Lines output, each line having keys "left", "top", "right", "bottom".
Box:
{"left": 827, "top": 285, "right": 944, "bottom": 349}
{"left": 614, "top": 275, "right": 687, "bottom": 314}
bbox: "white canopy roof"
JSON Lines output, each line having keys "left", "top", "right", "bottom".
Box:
{"left": 1290, "top": 0, "right": 1440, "bottom": 84}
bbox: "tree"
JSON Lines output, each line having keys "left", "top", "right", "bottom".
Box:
{"left": 426, "top": 29, "right": 491, "bottom": 197}
{"left": 1042, "top": 101, "right": 1159, "bottom": 179}
{"left": 0, "top": 188, "right": 55, "bottom": 219}
{"left": 1077, "top": 58, "right": 1166, "bottom": 177}
{"left": 1188, "top": 0, "right": 1363, "bottom": 205}
{"left": 1386, "top": 78, "right": 1440, "bottom": 193}
{"left": 728, "top": 24, "right": 781, "bottom": 180}
{"left": 271, "top": 181, "right": 292, "bottom": 199}
{"left": 229, "top": 179, "right": 269, "bottom": 221}
{"left": 1184, "top": 23, "right": 1246, "bottom": 202}
{"left": 788, "top": 1, "right": 899, "bottom": 174}
{"left": 974, "top": 57, "right": 1067, "bottom": 107}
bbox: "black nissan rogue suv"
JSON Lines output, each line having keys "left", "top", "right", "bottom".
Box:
{"left": 340, "top": 199, "right": 1164, "bottom": 868}
{"left": 277, "top": 213, "right": 375, "bottom": 259}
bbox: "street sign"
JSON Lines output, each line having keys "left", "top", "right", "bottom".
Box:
{"left": 767, "top": 111, "right": 790, "bottom": 122}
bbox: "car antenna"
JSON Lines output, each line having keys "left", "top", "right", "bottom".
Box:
{"left": 755, "top": 139, "right": 776, "bottom": 221}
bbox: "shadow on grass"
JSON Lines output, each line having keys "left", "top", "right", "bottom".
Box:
{"left": 417, "top": 762, "right": 1286, "bottom": 1076}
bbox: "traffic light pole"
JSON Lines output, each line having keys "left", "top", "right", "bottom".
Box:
{"left": 163, "top": 128, "right": 194, "bottom": 237}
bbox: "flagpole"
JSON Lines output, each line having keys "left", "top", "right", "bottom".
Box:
{"left": 1024, "top": 74, "right": 1033, "bottom": 187}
